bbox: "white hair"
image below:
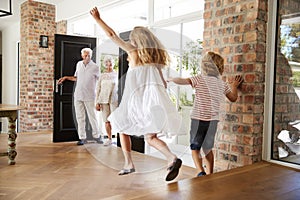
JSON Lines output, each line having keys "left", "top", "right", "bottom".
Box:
{"left": 81, "top": 48, "right": 93, "bottom": 57}
{"left": 103, "top": 55, "right": 115, "bottom": 66}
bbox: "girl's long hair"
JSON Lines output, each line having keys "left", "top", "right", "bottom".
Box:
{"left": 130, "top": 26, "right": 170, "bottom": 67}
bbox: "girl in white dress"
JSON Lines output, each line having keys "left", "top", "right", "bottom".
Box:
{"left": 90, "top": 7, "right": 182, "bottom": 181}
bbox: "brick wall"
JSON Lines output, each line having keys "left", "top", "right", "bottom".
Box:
{"left": 19, "top": 1, "right": 56, "bottom": 132}
{"left": 203, "top": 0, "right": 267, "bottom": 171}
{"left": 56, "top": 20, "right": 67, "bottom": 34}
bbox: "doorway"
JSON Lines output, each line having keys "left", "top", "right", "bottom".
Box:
{"left": 53, "top": 34, "right": 96, "bottom": 142}
{"left": 0, "top": 54, "right": 2, "bottom": 132}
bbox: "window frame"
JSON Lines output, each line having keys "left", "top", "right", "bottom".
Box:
{"left": 264, "top": 0, "right": 300, "bottom": 169}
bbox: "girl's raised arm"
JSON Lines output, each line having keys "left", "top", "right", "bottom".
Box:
{"left": 90, "top": 7, "right": 135, "bottom": 53}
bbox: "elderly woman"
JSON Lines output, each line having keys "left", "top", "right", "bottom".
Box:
{"left": 95, "top": 55, "right": 118, "bottom": 146}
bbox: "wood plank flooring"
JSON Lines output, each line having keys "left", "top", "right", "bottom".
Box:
{"left": 0, "top": 132, "right": 299, "bottom": 200}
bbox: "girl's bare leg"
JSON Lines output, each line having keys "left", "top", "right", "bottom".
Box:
{"left": 120, "top": 133, "right": 134, "bottom": 169}
{"left": 145, "top": 134, "right": 176, "bottom": 165}
{"left": 145, "top": 134, "right": 182, "bottom": 181}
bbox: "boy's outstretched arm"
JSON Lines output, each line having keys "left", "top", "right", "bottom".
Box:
{"left": 167, "top": 77, "right": 192, "bottom": 85}
{"left": 226, "top": 75, "right": 243, "bottom": 102}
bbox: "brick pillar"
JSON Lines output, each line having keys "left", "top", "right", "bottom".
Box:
{"left": 56, "top": 20, "right": 67, "bottom": 34}
{"left": 203, "top": 0, "right": 267, "bottom": 171}
{"left": 19, "top": 1, "right": 55, "bottom": 132}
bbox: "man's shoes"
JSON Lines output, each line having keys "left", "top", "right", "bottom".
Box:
{"left": 94, "top": 137, "right": 103, "bottom": 144}
{"left": 197, "top": 171, "right": 207, "bottom": 177}
{"left": 77, "top": 139, "right": 87, "bottom": 145}
{"left": 103, "top": 139, "right": 112, "bottom": 146}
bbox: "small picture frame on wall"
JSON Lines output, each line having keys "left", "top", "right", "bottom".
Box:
{"left": 39, "top": 35, "right": 48, "bottom": 48}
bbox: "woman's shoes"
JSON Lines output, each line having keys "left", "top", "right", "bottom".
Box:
{"left": 103, "top": 139, "right": 112, "bottom": 146}
{"left": 118, "top": 168, "right": 135, "bottom": 175}
{"left": 165, "top": 158, "right": 182, "bottom": 181}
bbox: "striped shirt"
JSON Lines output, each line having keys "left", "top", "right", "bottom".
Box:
{"left": 190, "top": 75, "right": 231, "bottom": 121}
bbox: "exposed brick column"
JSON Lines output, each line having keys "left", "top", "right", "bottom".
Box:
{"left": 56, "top": 20, "right": 67, "bottom": 34}
{"left": 203, "top": 0, "right": 267, "bottom": 171}
{"left": 19, "top": 1, "right": 55, "bottom": 132}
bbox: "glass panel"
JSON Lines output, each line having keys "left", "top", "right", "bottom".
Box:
{"left": 152, "top": 20, "right": 203, "bottom": 148}
{"left": 178, "top": 20, "right": 203, "bottom": 146}
{"left": 273, "top": 0, "right": 300, "bottom": 165}
{"left": 154, "top": 20, "right": 204, "bottom": 111}
{"left": 154, "top": 0, "right": 203, "bottom": 22}
{"left": 154, "top": 24, "right": 181, "bottom": 108}
{"left": 182, "top": 20, "right": 204, "bottom": 77}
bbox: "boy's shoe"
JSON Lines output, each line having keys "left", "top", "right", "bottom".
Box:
{"left": 103, "top": 139, "right": 112, "bottom": 146}
{"left": 197, "top": 171, "right": 207, "bottom": 177}
{"left": 94, "top": 137, "right": 103, "bottom": 144}
{"left": 77, "top": 139, "right": 87, "bottom": 145}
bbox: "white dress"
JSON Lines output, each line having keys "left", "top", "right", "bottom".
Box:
{"left": 108, "top": 65, "right": 182, "bottom": 136}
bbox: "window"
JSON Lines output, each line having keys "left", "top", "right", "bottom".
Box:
{"left": 273, "top": 0, "right": 300, "bottom": 165}
{"left": 66, "top": 0, "right": 205, "bottom": 155}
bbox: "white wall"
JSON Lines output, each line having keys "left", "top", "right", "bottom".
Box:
{"left": 2, "top": 22, "right": 19, "bottom": 105}
{"left": 56, "top": 0, "right": 121, "bottom": 21}
{"left": 1, "top": 22, "right": 20, "bottom": 132}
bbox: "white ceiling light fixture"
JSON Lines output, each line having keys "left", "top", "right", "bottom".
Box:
{"left": 0, "top": 0, "right": 12, "bottom": 17}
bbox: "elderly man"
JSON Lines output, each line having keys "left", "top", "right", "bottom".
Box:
{"left": 58, "top": 48, "right": 102, "bottom": 145}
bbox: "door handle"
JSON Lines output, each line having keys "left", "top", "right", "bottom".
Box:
{"left": 55, "top": 79, "right": 62, "bottom": 93}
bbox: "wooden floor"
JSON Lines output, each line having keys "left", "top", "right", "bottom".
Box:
{"left": 0, "top": 132, "right": 299, "bottom": 200}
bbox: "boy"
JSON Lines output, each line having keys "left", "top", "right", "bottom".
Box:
{"left": 168, "top": 51, "right": 242, "bottom": 176}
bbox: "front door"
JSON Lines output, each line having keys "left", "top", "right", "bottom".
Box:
{"left": 53, "top": 34, "right": 96, "bottom": 142}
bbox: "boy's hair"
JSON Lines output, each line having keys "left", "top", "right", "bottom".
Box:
{"left": 129, "top": 26, "right": 170, "bottom": 67}
{"left": 207, "top": 51, "right": 224, "bottom": 75}
{"left": 201, "top": 51, "right": 224, "bottom": 76}
{"left": 81, "top": 48, "right": 93, "bottom": 58}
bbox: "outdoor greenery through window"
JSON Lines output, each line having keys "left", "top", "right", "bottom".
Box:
{"left": 157, "top": 19, "right": 203, "bottom": 109}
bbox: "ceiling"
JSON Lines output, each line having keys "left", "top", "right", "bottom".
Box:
{"left": 0, "top": 0, "right": 65, "bottom": 31}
